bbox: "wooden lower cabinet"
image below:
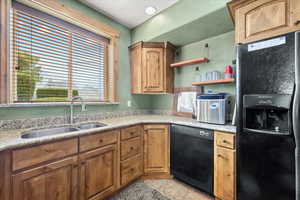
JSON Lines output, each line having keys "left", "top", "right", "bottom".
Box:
{"left": 2, "top": 123, "right": 199, "bottom": 200}
{"left": 214, "top": 131, "right": 236, "bottom": 200}
{"left": 119, "top": 125, "right": 143, "bottom": 187}
{"left": 79, "top": 144, "right": 118, "bottom": 200}
{"left": 12, "top": 156, "right": 78, "bottom": 200}
{"left": 121, "top": 137, "right": 142, "bottom": 161}
{"left": 143, "top": 124, "right": 170, "bottom": 177}
{"left": 120, "top": 154, "right": 143, "bottom": 187}
{"left": 0, "top": 151, "right": 11, "bottom": 200}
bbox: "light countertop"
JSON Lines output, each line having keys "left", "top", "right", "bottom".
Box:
{"left": 0, "top": 115, "right": 236, "bottom": 151}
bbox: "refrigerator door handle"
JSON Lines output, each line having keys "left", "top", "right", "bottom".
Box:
{"left": 294, "top": 31, "right": 300, "bottom": 200}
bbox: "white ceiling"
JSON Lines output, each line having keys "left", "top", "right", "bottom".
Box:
{"left": 79, "top": 0, "right": 179, "bottom": 28}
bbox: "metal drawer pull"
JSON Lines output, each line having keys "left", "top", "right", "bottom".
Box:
{"left": 223, "top": 140, "right": 230, "bottom": 144}
{"left": 295, "top": 20, "right": 300, "bottom": 26}
{"left": 43, "top": 166, "right": 51, "bottom": 172}
{"left": 44, "top": 149, "right": 54, "bottom": 153}
{"left": 217, "top": 154, "right": 228, "bottom": 160}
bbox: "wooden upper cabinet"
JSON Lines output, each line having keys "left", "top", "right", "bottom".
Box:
{"left": 237, "top": 0, "right": 290, "bottom": 43}
{"left": 228, "top": 0, "right": 300, "bottom": 44}
{"left": 12, "top": 156, "right": 78, "bottom": 200}
{"left": 143, "top": 124, "right": 170, "bottom": 175}
{"left": 142, "top": 48, "right": 164, "bottom": 92}
{"left": 79, "top": 144, "right": 117, "bottom": 200}
{"left": 129, "top": 42, "right": 176, "bottom": 94}
{"left": 291, "top": 0, "right": 300, "bottom": 27}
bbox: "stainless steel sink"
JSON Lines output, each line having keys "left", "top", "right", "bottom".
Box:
{"left": 21, "top": 122, "right": 107, "bottom": 139}
{"left": 21, "top": 126, "right": 79, "bottom": 139}
{"left": 77, "top": 122, "right": 107, "bottom": 130}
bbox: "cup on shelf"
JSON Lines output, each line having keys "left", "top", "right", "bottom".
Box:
{"left": 224, "top": 65, "right": 233, "bottom": 79}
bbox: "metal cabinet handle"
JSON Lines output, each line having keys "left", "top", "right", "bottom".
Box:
{"left": 223, "top": 140, "right": 230, "bottom": 144}
{"left": 43, "top": 166, "right": 51, "bottom": 172}
{"left": 44, "top": 149, "right": 54, "bottom": 153}
{"left": 217, "top": 154, "right": 228, "bottom": 160}
{"left": 295, "top": 20, "right": 300, "bottom": 26}
{"left": 73, "top": 163, "right": 79, "bottom": 168}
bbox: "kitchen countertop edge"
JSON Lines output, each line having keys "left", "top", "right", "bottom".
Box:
{"left": 0, "top": 115, "right": 236, "bottom": 151}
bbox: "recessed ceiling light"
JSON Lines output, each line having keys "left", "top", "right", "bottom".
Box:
{"left": 145, "top": 6, "right": 157, "bottom": 15}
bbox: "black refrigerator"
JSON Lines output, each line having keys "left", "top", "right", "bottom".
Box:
{"left": 236, "top": 31, "right": 300, "bottom": 200}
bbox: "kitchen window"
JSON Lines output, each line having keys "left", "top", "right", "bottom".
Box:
{"left": 10, "top": 2, "right": 111, "bottom": 103}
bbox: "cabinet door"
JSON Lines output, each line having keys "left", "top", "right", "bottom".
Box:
{"left": 236, "top": 0, "right": 291, "bottom": 43}
{"left": 291, "top": 0, "right": 300, "bottom": 28}
{"left": 0, "top": 151, "right": 11, "bottom": 200}
{"left": 142, "top": 48, "right": 164, "bottom": 93}
{"left": 214, "top": 147, "right": 236, "bottom": 200}
{"left": 130, "top": 44, "right": 143, "bottom": 93}
{"left": 144, "top": 125, "right": 169, "bottom": 174}
{"left": 79, "top": 144, "right": 117, "bottom": 200}
{"left": 12, "top": 156, "right": 78, "bottom": 200}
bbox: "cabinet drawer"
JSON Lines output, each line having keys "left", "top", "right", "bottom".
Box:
{"left": 215, "top": 131, "right": 235, "bottom": 149}
{"left": 121, "top": 137, "right": 141, "bottom": 161}
{"left": 121, "top": 126, "right": 141, "bottom": 141}
{"left": 12, "top": 138, "right": 78, "bottom": 171}
{"left": 79, "top": 130, "right": 118, "bottom": 152}
{"left": 121, "top": 154, "right": 143, "bottom": 186}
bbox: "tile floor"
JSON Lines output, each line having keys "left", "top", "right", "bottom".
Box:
{"left": 144, "top": 179, "right": 213, "bottom": 200}
{"left": 109, "top": 179, "right": 214, "bottom": 200}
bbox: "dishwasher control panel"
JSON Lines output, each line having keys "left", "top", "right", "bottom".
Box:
{"left": 199, "top": 130, "right": 212, "bottom": 137}
{"left": 171, "top": 124, "right": 213, "bottom": 140}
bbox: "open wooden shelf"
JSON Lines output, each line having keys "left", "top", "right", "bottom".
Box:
{"left": 192, "top": 78, "right": 235, "bottom": 86}
{"left": 170, "top": 57, "right": 209, "bottom": 68}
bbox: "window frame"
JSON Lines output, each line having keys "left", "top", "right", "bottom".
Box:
{"left": 0, "top": 0, "right": 120, "bottom": 105}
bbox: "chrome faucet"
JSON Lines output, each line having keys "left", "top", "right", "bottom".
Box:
{"left": 70, "top": 96, "right": 86, "bottom": 125}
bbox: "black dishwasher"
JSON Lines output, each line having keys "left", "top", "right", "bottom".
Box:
{"left": 171, "top": 124, "right": 214, "bottom": 195}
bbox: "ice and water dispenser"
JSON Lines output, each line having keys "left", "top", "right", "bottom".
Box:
{"left": 243, "top": 94, "right": 292, "bottom": 134}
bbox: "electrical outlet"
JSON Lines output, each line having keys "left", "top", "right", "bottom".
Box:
{"left": 127, "top": 100, "right": 132, "bottom": 107}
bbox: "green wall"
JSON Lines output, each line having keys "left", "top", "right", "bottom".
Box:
{"left": 0, "top": 0, "right": 152, "bottom": 120}
{"left": 131, "top": 0, "right": 232, "bottom": 45}
{"left": 151, "top": 31, "right": 236, "bottom": 111}
{"left": 0, "top": 0, "right": 236, "bottom": 121}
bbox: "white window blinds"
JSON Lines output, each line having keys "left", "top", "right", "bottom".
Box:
{"left": 11, "top": 2, "right": 109, "bottom": 103}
